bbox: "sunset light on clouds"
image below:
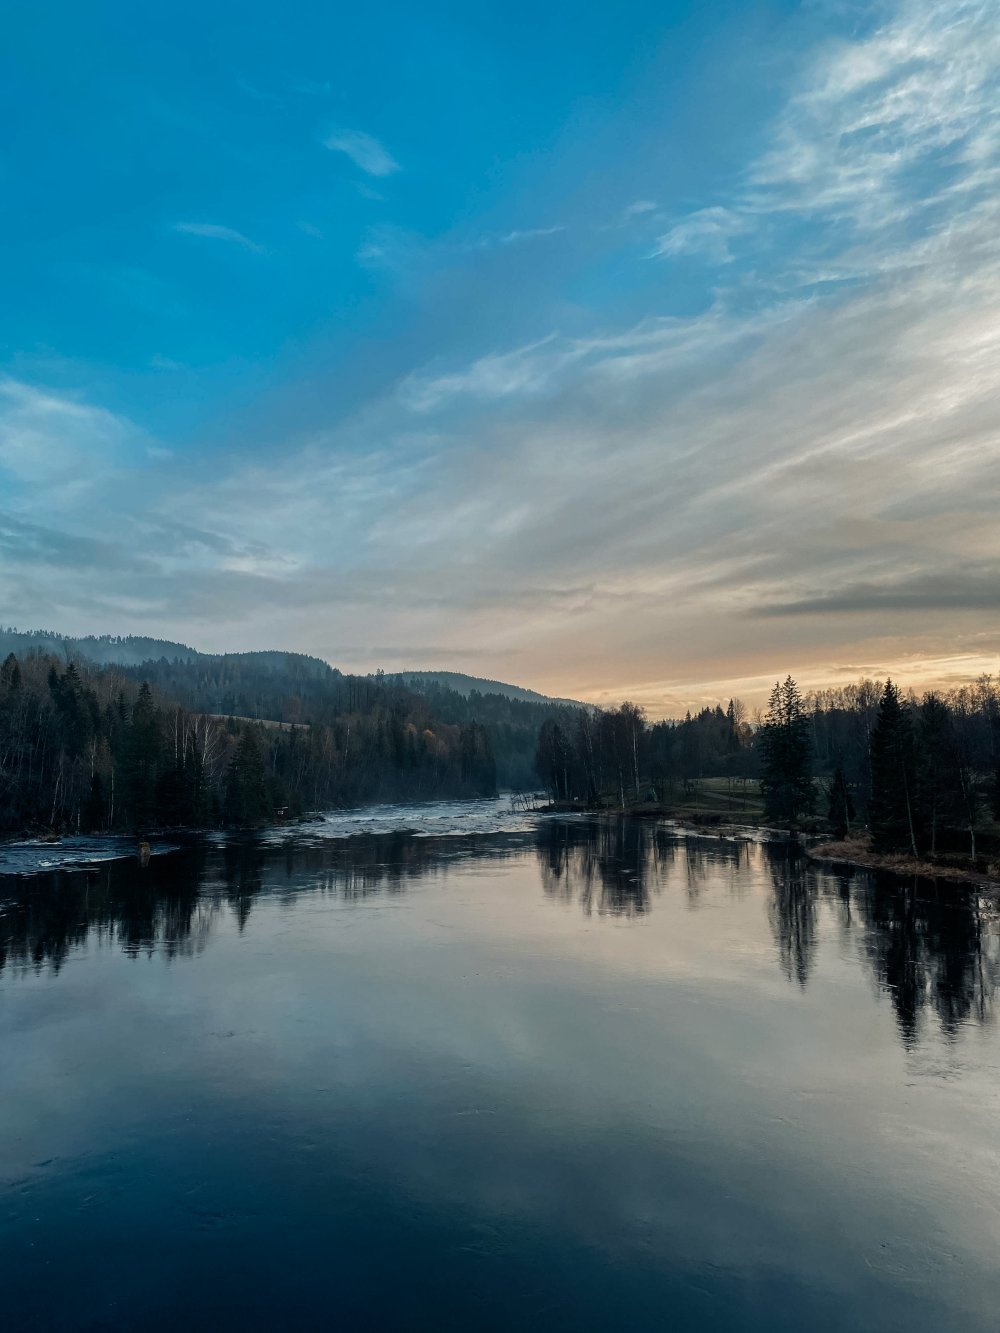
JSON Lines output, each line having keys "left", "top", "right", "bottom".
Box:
{"left": 2, "top": 0, "right": 998, "bottom": 713}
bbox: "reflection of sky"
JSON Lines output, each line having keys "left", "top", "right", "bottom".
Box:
{"left": 3, "top": 832, "right": 1000, "bottom": 1328}
{"left": 4, "top": 1, "right": 1000, "bottom": 712}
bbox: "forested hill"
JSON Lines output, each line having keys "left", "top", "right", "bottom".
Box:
{"left": 0, "top": 628, "right": 583, "bottom": 793}
{"left": 381, "top": 678, "right": 582, "bottom": 790}
{"left": 0, "top": 627, "right": 202, "bottom": 666}
{"left": 123, "top": 657, "right": 577, "bottom": 792}
{"left": 0, "top": 630, "right": 580, "bottom": 710}
{"left": 0, "top": 627, "right": 333, "bottom": 677}
{"left": 0, "top": 651, "right": 498, "bottom": 835}
{"left": 388, "top": 671, "right": 585, "bottom": 709}
{"left": 0, "top": 635, "right": 585, "bottom": 832}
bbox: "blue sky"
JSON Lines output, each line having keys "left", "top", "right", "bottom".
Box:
{"left": 2, "top": 0, "right": 999, "bottom": 711}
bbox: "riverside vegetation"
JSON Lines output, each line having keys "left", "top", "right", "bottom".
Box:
{"left": 0, "top": 648, "right": 498, "bottom": 834}
{"left": 533, "top": 675, "right": 1000, "bottom": 880}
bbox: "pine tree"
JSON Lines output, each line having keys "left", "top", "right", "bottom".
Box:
{"left": 758, "top": 676, "right": 815, "bottom": 827}
{"left": 119, "top": 682, "right": 162, "bottom": 829}
{"left": 869, "top": 681, "right": 919, "bottom": 856}
{"left": 224, "top": 729, "right": 270, "bottom": 825}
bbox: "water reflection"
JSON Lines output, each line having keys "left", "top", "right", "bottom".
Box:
{"left": 853, "top": 871, "right": 997, "bottom": 1046}
{"left": 761, "top": 842, "right": 999, "bottom": 1043}
{"left": 535, "top": 817, "right": 674, "bottom": 916}
{"left": 0, "top": 846, "right": 207, "bottom": 974}
{"left": 765, "top": 843, "right": 818, "bottom": 988}
{"left": 0, "top": 832, "right": 527, "bottom": 977}
{"left": 2, "top": 821, "right": 997, "bottom": 1051}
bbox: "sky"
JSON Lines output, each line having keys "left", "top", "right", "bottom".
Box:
{"left": 1, "top": 0, "right": 999, "bottom": 715}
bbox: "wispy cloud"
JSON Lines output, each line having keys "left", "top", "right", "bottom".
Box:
{"left": 499, "top": 225, "right": 565, "bottom": 245}
{"left": 464, "top": 224, "right": 566, "bottom": 253}
{"left": 652, "top": 206, "right": 746, "bottom": 263}
{"left": 324, "top": 129, "right": 400, "bottom": 177}
{"left": 355, "top": 224, "right": 427, "bottom": 277}
{"left": 399, "top": 336, "right": 570, "bottom": 411}
{"left": 172, "top": 221, "right": 264, "bottom": 253}
{"left": 0, "top": 379, "right": 140, "bottom": 494}
{"left": 653, "top": 1, "right": 1000, "bottom": 284}
{"left": 749, "top": 0, "right": 1000, "bottom": 233}
{"left": 8, "top": 0, "right": 1000, "bottom": 713}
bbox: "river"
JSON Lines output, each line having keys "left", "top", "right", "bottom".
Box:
{"left": 2, "top": 799, "right": 998, "bottom": 1330}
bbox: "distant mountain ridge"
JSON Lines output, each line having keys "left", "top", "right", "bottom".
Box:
{"left": 0, "top": 627, "right": 202, "bottom": 667}
{"left": 0, "top": 627, "right": 580, "bottom": 709}
{"left": 0, "top": 625, "right": 587, "bottom": 791}
{"left": 386, "top": 670, "right": 586, "bottom": 709}
{"left": 0, "top": 627, "right": 336, "bottom": 678}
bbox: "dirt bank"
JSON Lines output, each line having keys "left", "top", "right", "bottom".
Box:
{"left": 807, "top": 838, "right": 1000, "bottom": 893}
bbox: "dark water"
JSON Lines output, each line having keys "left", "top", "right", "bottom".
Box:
{"left": 2, "top": 808, "right": 999, "bottom": 1331}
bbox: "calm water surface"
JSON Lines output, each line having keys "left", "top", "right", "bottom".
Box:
{"left": 2, "top": 801, "right": 999, "bottom": 1331}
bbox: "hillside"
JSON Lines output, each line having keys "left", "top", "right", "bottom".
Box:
{"left": 0, "top": 629, "right": 574, "bottom": 708}
{"left": 0, "top": 627, "right": 336, "bottom": 678}
{"left": 0, "top": 627, "right": 584, "bottom": 791}
{"left": 0, "top": 627, "right": 202, "bottom": 667}
{"left": 388, "top": 670, "right": 586, "bottom": 710}
{"left": 0, "top": 649, "right": 497, "bottom": 833}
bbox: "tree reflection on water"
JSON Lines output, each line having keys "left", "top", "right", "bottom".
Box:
{"left": 1, "top": 820, "right": 996, "bottom": 1049}
{"left": 535, "top": 817, "right": 675, "bottom": 917}
{"left": 762, "top": 841, "right": 998, "bottom": 1044}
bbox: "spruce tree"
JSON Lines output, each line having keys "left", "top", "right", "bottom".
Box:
{"left": 758, "top": 676, "right": 815, "bottom": 828}
{"left": 869, "top": 681, "right": 919, "bottom": 856}
{"left": 119, "top": 682, "right": 162, "bottom": 829}
{"left": 224, "top": 729, "right": 270, "bottom": 825}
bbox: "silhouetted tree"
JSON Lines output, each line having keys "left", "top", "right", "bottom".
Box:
{"left": 119, "top": 682, "right": 162, "bottom": 830}
{"left": 224, "top": 729, "right": 270, "bottom": 825}
{"left": 869, "top": 681, "right": 918, "bottom": 856}
{"left": 758, "top": 677, "right": 815, "bottom": 827}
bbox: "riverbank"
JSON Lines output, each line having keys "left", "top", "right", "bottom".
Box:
{"left": 541, "top": 801, "right": 1000, "bottom": 893}
{"left": 541, "top": 798, "right": 768, "bottom": 826}
{"left": 807, "top": 836, "right": 1000, "bottom": 894}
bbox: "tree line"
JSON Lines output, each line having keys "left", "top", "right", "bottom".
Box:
{"left": 0, "top": 627, "right": 582, "bottom": 795}
{"left": 535, "top": 673, "right": 1000, "bottom": 861}
{"left": 0, "top": 651, "right": 496, "bottom": 834}
{"left": 119, "top": 653, "right": 567, "bottom": 792}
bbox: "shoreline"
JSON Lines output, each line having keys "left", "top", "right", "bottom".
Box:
{"left": 6, "top": 807, "right": 1000, "bottom": 896}
{"left": 805, "top": 839, "right": 1000, "bottom": 894}
{"left": 542, "top": 802, "right": 1000, "bottom": 894}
